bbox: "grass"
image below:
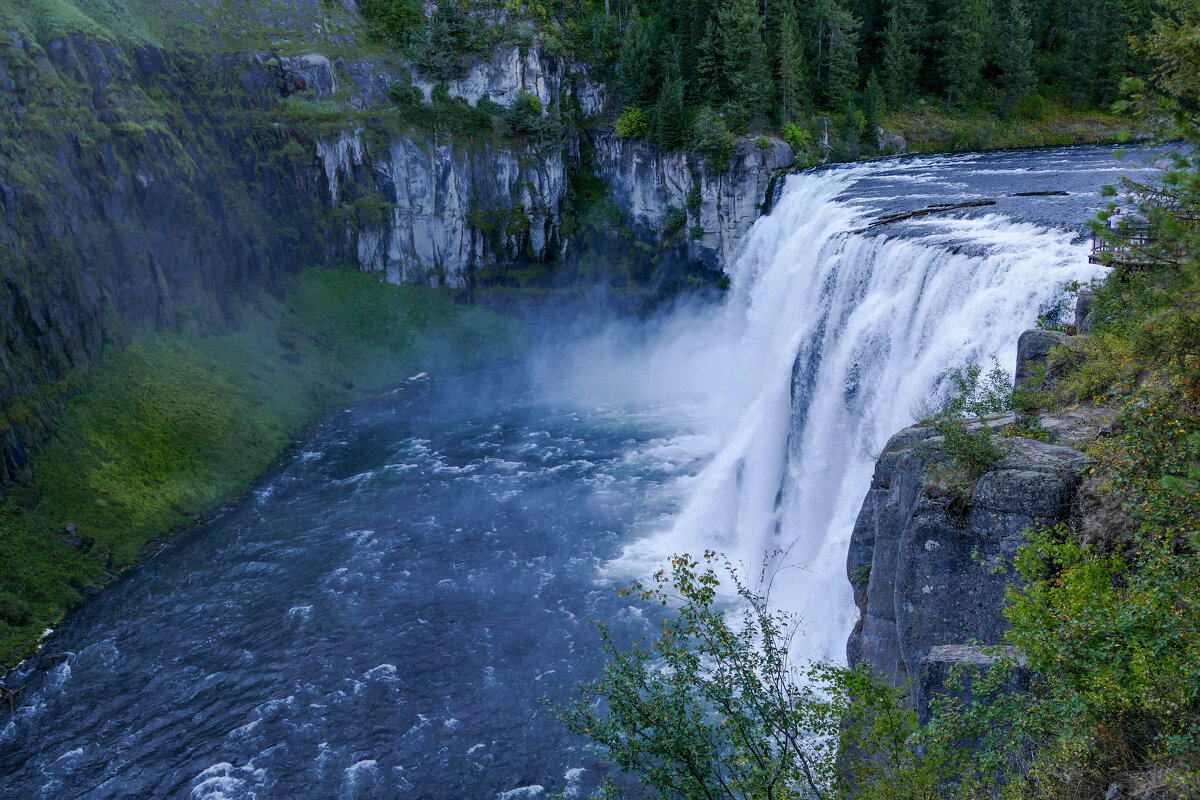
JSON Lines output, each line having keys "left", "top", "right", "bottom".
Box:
{"left": 0, "top": 266, "right": 524, "bottom": 670}
{"left": 884, "top": 101, "right": 1136, "bottom": 156}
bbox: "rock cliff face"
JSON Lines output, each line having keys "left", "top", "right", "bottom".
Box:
{"left": 591, "top": 130, "right": 794, "bottom": 270}
{"left": 0, "top": 7, "right": 793, "bottom": 486}
{"left": 845, "top": 404, "right": 1093, "bottom": 713}
{"left": 0, "top": 30, "right": 330, "bottom": 485}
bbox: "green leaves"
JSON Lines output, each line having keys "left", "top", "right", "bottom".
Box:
{"left": 556, "top": 552, "right": 844, "bottom": 800}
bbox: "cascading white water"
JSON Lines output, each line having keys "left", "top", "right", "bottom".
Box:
{"left": 627, "top": 162, "right": 1109, "bottom": 663}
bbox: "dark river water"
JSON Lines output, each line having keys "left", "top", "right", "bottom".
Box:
{"left": 0, "top": 144, "right": 1170, "bottom": 799}
{"left": 0, "top": 368, "right": 704, "bottom": 799}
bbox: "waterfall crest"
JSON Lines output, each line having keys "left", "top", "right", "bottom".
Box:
{"left": 651, "top": 163, "right": 1108, "bottom": 662}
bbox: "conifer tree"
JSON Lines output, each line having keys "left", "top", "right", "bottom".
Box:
{"left": 654, "top": 74, "right": 687, "bottom": 149}
{"left": 617, "top": 13, "right": 658, "bottom": 107}
{"left": 824, "top": 1, "right": 862, "bottom": 111}
{"left": 940, "top": 0, "right": 992, "bottom": 107}
{"left": 998, "top": 0, "right": 1036, "bottom": 105}
{"left": 861, "top": 72, "right": 885, "bottom": 148}
{"left": 880, "top": 1, "right": 920, "bottom": 104}
{"left": 715, "top": 0, "right": 772, "bottom": 116}
{"left": 776, "top": 1, "right": 811, "bottom": 120}
{"left": 696, "top": 16, "right": 722, "bottom": 99}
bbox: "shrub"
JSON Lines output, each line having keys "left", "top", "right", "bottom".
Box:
{"left": 555, "top": 552, "right": 915, "bottom": 800}
{"left": 388, "top": 81, "right": 424, "bottom": 106}
{"left": 358, "top": 0, "right": 425, "bottom": 46}
{"left": 615, "top": 106, "right": 649, "bottom": 139}
{"left": 781, "top": 121, "right": 811, "bottom": 154}
{"left": 502, "top": 91, "right": 561, "bottom": 144}
{"left": 924, "top": 362, "right": 1013, "bottom": 479}
{"left": 663, "top": 205, "right": 687, "bottom": 238}
{"left": 689, "top": 107, "right": 733, "bottom": 172}
{"left": 754, "top": 135, "right": 771, "bottom": 150}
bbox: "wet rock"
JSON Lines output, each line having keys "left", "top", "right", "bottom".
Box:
{"left": 1076, "top": 289, "right": 1095, "bottom": 335}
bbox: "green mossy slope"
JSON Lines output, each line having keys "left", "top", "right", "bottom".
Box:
{"left": 0, "top": 267, "right": 524, "bottom": 670}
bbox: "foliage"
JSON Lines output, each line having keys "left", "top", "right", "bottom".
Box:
{"left": 663, "top": 205, "right": 688, "bottom": 238}
{"left": 652, "top": 76, "right": 687, "bottom": 150}
{"left": 688, "top": 107, "right": 733, "bottom": 172}
{"left": 924, "top": 362, "right": 1013, "bottom": 479}
{"left": 780, "top": 122, "right": 811, "bottom": 155}
{"left": 615, "top": 106, "right": 649, "bottom": 139}
{"left": 358, "top": 0, "right": 425, "bottom": 47}
{"left": 999, "top": 524, "right": 1200, "bottom": 793}
{"left": 556, "top": 551, "right": 913, "bottom": 800}
{"left": 502, "top": 91, "right": 563, "bottom": 144}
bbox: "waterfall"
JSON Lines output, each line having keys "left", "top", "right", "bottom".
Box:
{"left": 644, "top": 162, "right": 1108, "bottom": 663}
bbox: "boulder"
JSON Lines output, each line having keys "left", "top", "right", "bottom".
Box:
{"left": 1015, "top": 329, "right": 1070, "bottom": 387}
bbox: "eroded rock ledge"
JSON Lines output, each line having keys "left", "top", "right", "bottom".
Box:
{"left": 845, "top": 337, "right": 1100, "bottom": 715}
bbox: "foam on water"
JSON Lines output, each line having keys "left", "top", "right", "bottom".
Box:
{"left": 619, "top": 161, "right": 1109, "bottom": 662}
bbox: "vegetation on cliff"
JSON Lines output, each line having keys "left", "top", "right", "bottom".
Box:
{"left": 0, "top": 268, "right": 521, "bottom": 670}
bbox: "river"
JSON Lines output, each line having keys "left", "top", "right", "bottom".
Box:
{"left": 0, "top": 145, "right": 1165, "bottom": 798}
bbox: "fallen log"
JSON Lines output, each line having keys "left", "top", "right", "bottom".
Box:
{"left": 854, "top": 200, "right": 998, "bottom": 233}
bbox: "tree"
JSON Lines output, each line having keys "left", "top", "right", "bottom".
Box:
{"left": 880, "top": 0, "right": 921, "bottom": 104}
{"left": 940, "top": 0, "right": 993, "bottom": 107}
{"left": 653, "top": 74, "right": 687, "bottom": 149}
{"left": 997, "top": 0, "right": 1036, "bottom": 106}
{"left": 358, "top": 0, "right": 425, "bottom": 47}
{"left": 415, "top": 0, "right": 469, "bottom": 80}
{"left": 555, "top": 553, "right": 844, "bottom": 800}
{"left": 860, "top": 72, "right": 886, "bottom": 149}
{"left": 617, "top": 13, "right": 658, "bottom": 107}
{"left": 823, "top": 0, "right": 862, "bottom": 111}
{"left": 710, "top": 0, "right": 773, "bottom": 115}
{"left": 776, "top": 1, "right": 812, "bottom": 120}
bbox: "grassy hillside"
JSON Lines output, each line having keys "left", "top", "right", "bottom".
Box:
{"left": 0, "top": 267, "right": 523, "bottom": 670}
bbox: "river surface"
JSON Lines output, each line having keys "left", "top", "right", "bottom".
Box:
{"left": 0, "top": 145, "right": 1167, "bottom": 799}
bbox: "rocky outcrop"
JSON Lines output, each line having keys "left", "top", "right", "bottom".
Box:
{"left": 1014, "top": 329, "right": 1071, "bottom": 386}
{"left": 591, "top": 130, "right": 794, "bottom": 270}
{"left": 916, "top": 645, "right": 1030, "bottom": 724}
{"left": 321, "top": 131, "right": 568, "bottom": 288}
{"left": 846, "top": 421, "right": 1093, "bottom": 693}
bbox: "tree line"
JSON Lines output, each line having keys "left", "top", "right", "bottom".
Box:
{"left": 604, "top": 0, "right": 1151, "bottom": 138}
{"left": 358, "top": 0, "right": 1154, "bottom": 156}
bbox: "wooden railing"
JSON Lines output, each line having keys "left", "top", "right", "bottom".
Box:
{"left": 1090, "top": 223, "right": 1154, "bottom": 266}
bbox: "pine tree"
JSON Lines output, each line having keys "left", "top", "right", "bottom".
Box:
{"left": 617, "top": 13, "right": 658, "bottom": 107}
{"left": 654, "top": 74, "right": 687, "bottom": 149}
{"left": 880, "top": 1, "right": 920, "bottom": 104}
{"left": 940, "top": 0, "right": 992, "bottom": 107}
{"left": 715, "top": 0, "right": 773, "bottom": 116}
{"left": 696, "top": 16, "right": 722, "bottom": 99}
{"left": 776, "top": 1, "right": 811, "bottom": 120}
{"left": 824, "top": 0, "right": 862, "bottom": 111}
{"left": 861, "top": 72, "right": 885, "bottom": 148}
{"left": 998, "top": 0, "right": 1036, "bottom": 105}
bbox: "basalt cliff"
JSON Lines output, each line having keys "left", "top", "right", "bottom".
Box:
{"left": 0, "top": 0, "right": 793, "bottom": 486}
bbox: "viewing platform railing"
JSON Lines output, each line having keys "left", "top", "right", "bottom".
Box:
{"left": 1090, "top": 223, "right": 1155, "bottom": 267}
